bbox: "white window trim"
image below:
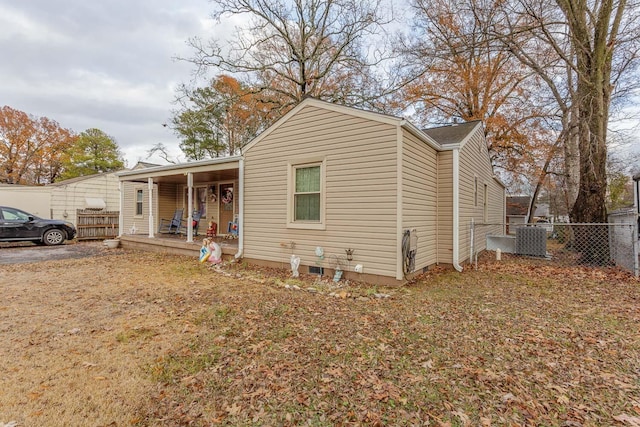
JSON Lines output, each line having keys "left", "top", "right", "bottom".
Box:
{"left": 287, "top": 158, "right": 326, "bottom": 230}
{"left": 134, "top": 187, "right": 144, "bottom": 218}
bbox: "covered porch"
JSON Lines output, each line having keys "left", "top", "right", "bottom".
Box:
{"left": 118, "top": 233, "right": 238, "bottom": 258}
{"left": 117, "top": 157, "right": 243, "bottom": 255}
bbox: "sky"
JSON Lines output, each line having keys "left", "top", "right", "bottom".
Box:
{"left": 0, "top": 0, "right": 233, "bottom": 167}
{"left": 2, "top": 1, "right": 638, "bottom": 173}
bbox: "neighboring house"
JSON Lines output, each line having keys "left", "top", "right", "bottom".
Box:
{"left": 0, "top": 183, "right": 51, "bottom": 218}
{"left": 117, "top": 98, "right": 505, "bottom": 284}
{"left": 48, "top": 173, "right": 121, "bottom": 226}
{"left": 0, "top": 172, "right": 121, "bottom": 226}
{"left": 506, "top": 195, "right": 550, "bottom": 234}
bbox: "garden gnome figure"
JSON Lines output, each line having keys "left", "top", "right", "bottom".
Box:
{"left": 290, "top": 255, "right": 300, "bottom": 277}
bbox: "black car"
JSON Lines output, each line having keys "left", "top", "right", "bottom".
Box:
{"left": 0, "top": 206, "right": 77, "bottom": 245}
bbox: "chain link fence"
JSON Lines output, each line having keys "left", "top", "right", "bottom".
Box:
{"left": 471, "top": 221, "right": 639, "bottom": 276}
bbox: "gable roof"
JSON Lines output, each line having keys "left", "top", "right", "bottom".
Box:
{"left": 49, "top": 171, "right": 121, "bottom": 187}
{"left": 242, "top": 97, "right": 442, "bottom": 153}
{"left": 507, "top": 196, "right": 530, "bottom": 216}
{"left": 422, "top": 121, "right": 482, "bottom": 147}
{"left": 132, "top": 161, "right": 161, "bottom": 170}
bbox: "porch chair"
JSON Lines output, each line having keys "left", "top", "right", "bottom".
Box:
{"left": 187, "top": 210, "right": 202, "bottom": 236}
{"left": 227, "top": 216, "right": 239, "bottom": 238}
{"left": 158, "top": 209, "right": 183, "bottom": 234}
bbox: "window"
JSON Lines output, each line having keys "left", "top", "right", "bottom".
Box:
{"left": 474, "top": 177, "right": 478, "bottom": 207}
{"left": 1, "top": 207, "right": 30, "bottom": 221}
{"left": 295, "top": 165, "right": 321, "bottom": 221}
{"left": 135, "top": 189, "right": 143, "bottom": 216}
{"left": 184, "top": 186, "right": 208, "bottom": 218}
{"left": 483, "top": 184, "right": 488, "bottom": 223}
{"left": 288, "top": 160, "right": 325, "bottom": 229}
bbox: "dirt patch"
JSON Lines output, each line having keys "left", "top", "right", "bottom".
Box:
{"left": 0, "top": 241, "right": 111, "bottom": 264}
{"left": 1, "top": 250, "right": 639, "bottom": 426}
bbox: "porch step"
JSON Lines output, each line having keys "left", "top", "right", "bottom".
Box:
{"left": 118, "top": 235, "right": 238, "bottom": 259}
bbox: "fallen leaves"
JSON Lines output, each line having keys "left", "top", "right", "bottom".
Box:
{"left": 2, "top": 249, "right": 640, "bottom": 426}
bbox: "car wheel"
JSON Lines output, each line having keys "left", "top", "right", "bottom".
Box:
{"left": 43, "top": 229, "right": 65, "bottom": 246}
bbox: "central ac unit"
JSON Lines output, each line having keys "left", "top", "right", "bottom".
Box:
{"left": 515, "top": 227, "right": 547, "bottom": 257}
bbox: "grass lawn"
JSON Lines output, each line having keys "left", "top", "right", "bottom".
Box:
{"left": 1, "top": 248, "right": 639, "bottom": 426}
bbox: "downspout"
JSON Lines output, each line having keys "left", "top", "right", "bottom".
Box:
{"left": 187, "top": 172, "right": 193, "bottom": 243}
{"left": 452, "top": 149, "right": 463, "bottom": 272}
{"left": 235, "top": 157, "right": 244, "bottom": 260}
{"left": 148, "top": 177, "right": 155, "bottom": 238}
{"left": 118, "top": 180, "right": 124, "bottom": 237}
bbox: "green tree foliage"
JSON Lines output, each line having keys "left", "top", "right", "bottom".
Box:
{"left": 59, "top": 128, "right": 124, "bottom": 180}
{"left": 172, "top": 75, "right": 273, "bottom": 160}
{"left": 606, "top": 151, "right": 639, "bottom": 211}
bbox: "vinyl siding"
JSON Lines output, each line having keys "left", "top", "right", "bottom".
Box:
{"left": 157, "top": 183, "right": 179, "bottom": 231}
{"left": 122, "top": 181, "right": 158, "bottom": 235}
{"left": 0, "top": 187, "right": 51, "bottom": 218}
{"left": 437, "top": 151, "right": 454, "bottom": 264}
{"left": 50, "top": 173, "right": 120, "bottom": 226}
{"left": 458, "top": 128, "right": 504, "bottom": 263}
{"left": 402, "top": 129, "right": 438, "bottom": 271}
{"left": 244, "top": 104, "right": 399, "bottom": 278}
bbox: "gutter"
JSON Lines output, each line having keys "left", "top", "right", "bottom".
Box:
{"left": 234, "top": 157, "right": 244, "bottom": 260}
{"left": 452, "top": 149, "right": 463, "bottom": 272}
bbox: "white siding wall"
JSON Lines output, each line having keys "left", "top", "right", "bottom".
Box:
{"left": 458, "top": 129, "right": 505, "bottom": 263}
{"left": 50, "top": 173, "right": 120, "bottom": 226}
{"left": 0, "top": 187, "right": 51, "bottom": 218}
{"left": 122, "top": 181, "right": 158, "bottom": 235}
{"left": 244, "top": 105, "right": 399, "bottom": 278}
{"left": 402, "top": 129, "right": 438, "bottom": 271}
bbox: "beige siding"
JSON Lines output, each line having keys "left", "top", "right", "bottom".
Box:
{"left": 437, "top": 151, "right": 454, "bottom": 264}
{"left": 157, "top": 183, "right": 179, "bottom": 232}
{"left": 179, "top": 181, "right": 237, "bottom": 233}
{"left": 402, "top": 129, "right": 438, "bottom": 271}
{"left": 457, "top": 129, "right": 504, "bottom": 263}
{"left": 0, "top": 187, "right": 51, "bottom": 218}
{"left": 121, "top": 181, "right": 158, "bottom": 235}
{"left": 244, "top": 105, "right": 399, "bottom": 278}
{"left": 50, "top": 173, "right": 120, "bottom": 226}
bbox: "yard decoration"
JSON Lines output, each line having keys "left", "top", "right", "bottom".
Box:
{"left": 290, "top": 254, "right": 300, "bottom": 277}
{"left": 206, "top": 220, "right": 217, "bottom": 237}
{"left": 199, "top": 238, "right": 222, "bottom": 264}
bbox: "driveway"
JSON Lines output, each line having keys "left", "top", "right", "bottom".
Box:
{"left": 0, "top": 241, "right": 109, "bottom": 265}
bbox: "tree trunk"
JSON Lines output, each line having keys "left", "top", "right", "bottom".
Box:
{"left": 563, "top": 105, "right": 580, "bottom": 210}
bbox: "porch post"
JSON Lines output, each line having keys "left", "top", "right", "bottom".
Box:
{"left": 148, "top": 177, "right": 155, "bottom": 238}
{"left": 187, "top": 172, "right": 194, "bottom": 243}
{"left": 118, "top": 180, "right": 124, "bottom": 237}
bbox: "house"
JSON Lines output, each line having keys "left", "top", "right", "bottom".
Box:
{"left": 0, "top": 172, "right": 120, "bottom": 224}
{"left": 506, "top": 195, "right": 551, "bottom": 234}
{"left": 0, "top": 183, "right": 51, "bottom": 218}
{"left": 117, "top": 98, "right": 505, "bottom": 284}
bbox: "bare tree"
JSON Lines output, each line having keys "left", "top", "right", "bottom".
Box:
{"left": 399, "top": 0, "right": 559, "bottom": 193}
{"left": 185, "top": 0, "right": 393, "bottom": 113}
{"left": 497, "top": 0, "right": 640, "bottom": 225}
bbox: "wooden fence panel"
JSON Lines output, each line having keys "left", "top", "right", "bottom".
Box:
{"left": 76, "top": 209, "right": 119, "bottom": 240}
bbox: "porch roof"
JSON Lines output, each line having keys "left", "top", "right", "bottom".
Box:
{"left": 117, "top": 156, "right": 241, "bottom": 184}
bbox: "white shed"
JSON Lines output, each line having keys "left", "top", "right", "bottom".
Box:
{"left": 48, "top": 172, "right": 121, "bottom": 226}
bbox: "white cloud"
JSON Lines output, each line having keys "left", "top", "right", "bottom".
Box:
{"left": 0, "top": 0, "right": 225, "bottom": 167}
